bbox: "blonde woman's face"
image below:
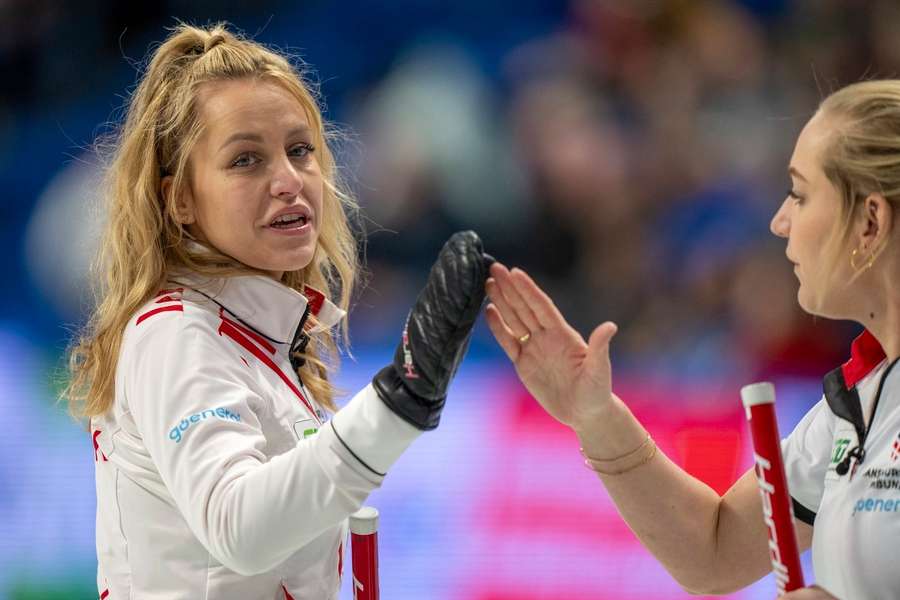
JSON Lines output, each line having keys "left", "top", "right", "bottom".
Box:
{"left": 183, "top": 78, "right": 324, "bottom": 279}
{"left": 770, "top": 112, "right": 849, "bottom": 317}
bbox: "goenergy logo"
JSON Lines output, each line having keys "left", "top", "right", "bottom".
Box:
{"left": 754, "top": 452, "right": 790, "bottom": 595}
{"left": 169, "top": 406, "right": 241, "bottom": 443}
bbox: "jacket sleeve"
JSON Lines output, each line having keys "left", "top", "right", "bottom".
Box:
{"left": 122, "top": 316, "right": 421, "bottom": 575}
{"left": 781, "top": 396, "right": 834, "bottom": 518}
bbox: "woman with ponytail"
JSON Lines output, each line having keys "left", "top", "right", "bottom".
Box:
{"left": 485, "top": 80, "right": 900, "bottom": 599}
{"left": 66, "top": 23, "right": 490, "bottom": 599}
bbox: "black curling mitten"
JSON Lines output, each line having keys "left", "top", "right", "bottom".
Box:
{"left": 372, "top": 231, "right": 492, "bottom": 430}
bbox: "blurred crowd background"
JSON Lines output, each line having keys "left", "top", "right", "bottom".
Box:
{"left": 2, "top": 0, "right": 897, "bottom": 598}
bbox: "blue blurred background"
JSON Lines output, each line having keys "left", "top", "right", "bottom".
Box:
{"left": 3, "top": 0, "right": 895, "bottom": 598}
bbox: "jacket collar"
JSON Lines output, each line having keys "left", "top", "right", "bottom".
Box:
{"left": 841, "top": 329, "right": 886, "bottom": 389}
{"left": 823, "top": 329, "right": 888, "bottom": 453}
{"left": 170, "top": 271, "right": 345, "bottom": 346}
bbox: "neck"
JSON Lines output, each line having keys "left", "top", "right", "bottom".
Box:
{"left": 856, "top": 268, "right": 900, "bottom": 361}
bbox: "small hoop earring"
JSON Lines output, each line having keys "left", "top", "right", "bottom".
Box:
{"left": 850, "top": 247, "right": 875, "bottom": 272}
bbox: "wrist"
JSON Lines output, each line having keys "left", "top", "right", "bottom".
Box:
{"left": 580, "top": 434, "right": 657, "bottom": 475}
{"left": 571, "top": 393, "right": 648, "bottom": 459}
{"left": 570, "top": 392, "right": 621, "bottom": 437}
{"left": 372, "top": 365, "right": 445, "bottom": 431}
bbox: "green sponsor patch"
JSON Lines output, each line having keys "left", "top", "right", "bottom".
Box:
{"left": 832, "top": 438, "right": 851, "bottom": 464}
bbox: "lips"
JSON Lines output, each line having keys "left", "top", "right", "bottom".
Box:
{"left": 267, "top": 207, "right": 312, "bottom": 229}
{"left": 270, "top": 214, "right": 307, "bottom": 229}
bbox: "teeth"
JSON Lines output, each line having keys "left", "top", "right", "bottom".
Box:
{"left": 272, "top": 214, "right": 306, "bottom": 226}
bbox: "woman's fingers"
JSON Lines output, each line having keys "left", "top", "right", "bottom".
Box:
{"left": 509, "top": 267, "right": 566, "bottom": 330}
{"left": 486, "top": 277, "right": 529, "bottom": 339}
{"left": 584, "top": 322, "right": 618, "bottom": 384}
{"left": 485, "top": 304, "right": 520, "bottom": 362}
{"left": 587, "top": 321, "right": 618, "bottom": 354}
{"left": 489, "top": 263, "right": 542, "bottom": 333}
{"left": 486, "top": 265, "right": 533, "bottom": 336}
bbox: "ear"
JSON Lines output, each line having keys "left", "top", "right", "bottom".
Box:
{"left": 161, "top": 175, "right": 196, "bottom": 225}
{"left": 857, "top": 193, "right": 892, "bottom": 252}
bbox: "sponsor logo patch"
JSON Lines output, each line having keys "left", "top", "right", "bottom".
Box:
{"left": 852, "top": 496, "right": 900, "bottom": 516}
{"left": 169, "top": 406, "right": 241, "bottom": 443}
{"left": 861, "top": 466, "right": 900, "bottom": 490}
{"left": 401, "top": 313, "right": 418, "bottom": 379}
{"left": 293, "top": 418, "right": 319, "bottom": 440}
{"left": 831, "top": 437, "right": 851, "bottom": 465}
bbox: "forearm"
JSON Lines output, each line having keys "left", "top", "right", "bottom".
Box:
{"left": 483, "top": 262, "right": 782, "bottom": 591}
{"left": 204, "top": 422, "right": 373, "bottom": 574}
{"left": 201, "top": 385, "right": 420, "bottom": 575}
{"left": 575, "top": 394, "right": 770, "bottom": 593}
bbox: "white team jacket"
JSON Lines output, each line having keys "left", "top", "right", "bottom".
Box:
{"left": 91, "top": 272, "right": 421, "bottom": 599}
{"left": 783, "top": 329, "right": 900, "bottom": 599}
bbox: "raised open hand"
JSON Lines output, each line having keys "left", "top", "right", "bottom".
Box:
{"left": 485, "top": 262, "right": 618, "bottom": 430}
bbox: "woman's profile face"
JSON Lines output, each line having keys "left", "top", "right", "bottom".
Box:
{"left": 178, "top": 77, "right": 324, "bottom": 279}
{"left": 770, "top": 112, "right": 849, "bottom": 318}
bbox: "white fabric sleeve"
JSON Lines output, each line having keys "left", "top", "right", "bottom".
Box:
{"left": 123, "top": 317, "right": 420, "bottom": 576}
{"left": 781, "top": 396, "right": 834, "bottom": 515}
{"left": 330, "top": 384, "right": 421, "bottom": 474}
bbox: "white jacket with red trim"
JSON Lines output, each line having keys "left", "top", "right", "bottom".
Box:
{"left": 91, "top": 273, "right": 421, "bottom": 600}
{"left": 782, "top": 329, "right": 900, "bottom": 599}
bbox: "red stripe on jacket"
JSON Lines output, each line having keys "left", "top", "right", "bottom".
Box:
{"left": 218, "top": 318, "right": 320, "bottom": 424}
{"left": 136, "top": 305, "right": 183, "bottom": 325}
{"left": 155, "top": 287, "right": 184, "bottom": 297}
{"left": 218, "top": 308, "right": 276, "bottom": 354}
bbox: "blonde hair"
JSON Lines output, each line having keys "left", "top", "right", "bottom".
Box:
{"left": 817, "top": 80, "right": 900, "bottom": 268}
{"left": 65, "top": 23, "right": 359, "bottom": 418}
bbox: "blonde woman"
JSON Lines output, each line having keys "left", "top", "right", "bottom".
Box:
{"left": 486, "top": 80, "right": 900, "bottom": 600}
{"left": 66, "top": 24, "right": 489, "bottom": 599}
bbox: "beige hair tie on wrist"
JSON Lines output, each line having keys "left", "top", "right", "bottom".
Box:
{"left": 580, "top": 434, "right": 657, "bottom": 475}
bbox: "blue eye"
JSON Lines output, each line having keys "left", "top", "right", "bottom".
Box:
{"left": 231, "top": 153, "right": 259, "bottom": 168}
{"left": 289, "top": 143, "right": 316, "bottom": 158}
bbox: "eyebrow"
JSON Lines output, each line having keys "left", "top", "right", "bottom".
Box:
{"left": 219, "top": 125, "right": 312, "bottom": 151}
{"left": 788, "top": 166, "right": 808, "bottom": 182}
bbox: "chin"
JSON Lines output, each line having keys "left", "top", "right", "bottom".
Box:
{"left": 276, "top": 249, "right": 317, "bottom": 274}
{"left": 244, "top": 236, "right": 318, "bottom": 276}
{"left": 796, "top": 293, "right": 811, "bottom": 314}
{"left": 798, "top": 287, "right": 840, "bottom": 319}
{"left": 796, "top": 286, "right": 818, "bottom": 316}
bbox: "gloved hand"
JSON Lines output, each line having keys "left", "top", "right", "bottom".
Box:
{"left": 373, "top": 231, "right": 492, "bottom": 430}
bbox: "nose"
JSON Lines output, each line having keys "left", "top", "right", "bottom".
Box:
{"left": 269, "top": 156, "right": 304, "bottom": 200}
{"left": 770, "top": 197, "right": 790, "bottom": 238}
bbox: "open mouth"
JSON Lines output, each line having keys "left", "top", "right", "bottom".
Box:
{"left": 269, "top": 213, "right": 310, "bottom": 229}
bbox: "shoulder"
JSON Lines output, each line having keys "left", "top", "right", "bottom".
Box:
{"left": 791, "top": 396, "right": 834, "bottom": 434}
{"left": 116, "top": 287, "right": 263, "bottom": 414}
{"left": 782, "top": 396, "right": 835, "bottom": 454}
{"left": 130, "top": 287, "right": 187, "bottom": 328}
{"left": 799, "top": 396, "right": 835, "bottom": 433}
{"left": 120, "top": 286, "right": 224, "bottom": 361}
